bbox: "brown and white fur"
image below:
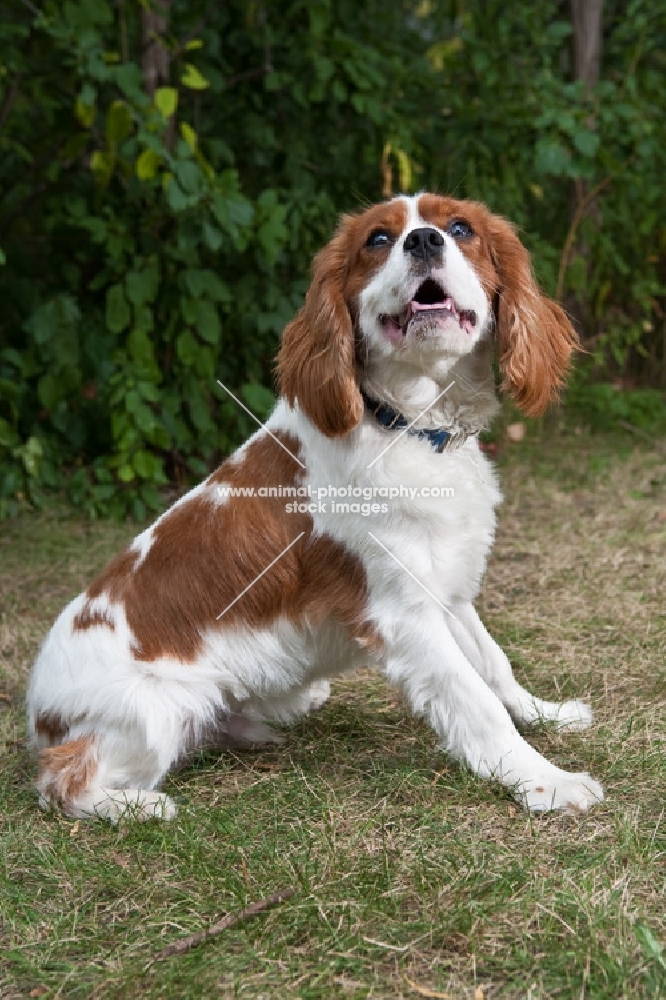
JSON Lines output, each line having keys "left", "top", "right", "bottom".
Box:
{"left": 27, "top": 194, "right": 603, "bottom": 821}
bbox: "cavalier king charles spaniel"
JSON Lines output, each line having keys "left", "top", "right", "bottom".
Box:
{"left": 27, "top": 194, "right": 604, "bottom": 820}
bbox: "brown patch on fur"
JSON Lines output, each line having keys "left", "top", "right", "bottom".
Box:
{"left": 277, "top": 200, "right": 407, "bottom": 437}
{"left": 86, "top": 547, "right": 139, "bottom": 601}
{"left": 38, "top": 735, "right": 98, "bottom": 810}
{"left": 34, "top": 711, "right": 68, "bottom": 746}
{"left": 72, "top": 605, "right": 116, "bottom": 632}
{"left": 80, "top": 431, "right": 382, "bottom": 663}
{"left": 417, "top": 194, "right": 579, "bottom": 416}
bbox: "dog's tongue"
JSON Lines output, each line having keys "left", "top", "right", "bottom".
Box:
{"left": 381, "top": 294, "right": 472, "bottom": 343}
{"left": 408, "top": 295, "right": 458, "bottom": 320}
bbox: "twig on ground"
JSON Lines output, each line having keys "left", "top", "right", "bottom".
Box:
{"left": 152, "top": 888, "right": 295, "bottom": 961}
{"left": 404, "top": 976, "right": 451, "bottom": 998}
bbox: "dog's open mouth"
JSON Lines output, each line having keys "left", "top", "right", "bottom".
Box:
{"left": 380, "top": 279, "right": 477, "bottom": 338}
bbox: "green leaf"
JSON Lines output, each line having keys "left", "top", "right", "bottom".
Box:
{"left": 75, "top": 98, "right": 96, "bottom": 128}
{"left": 183, "top": 269, "right": 229, "bottom": 301}
{"left": 136, "top": 148, "right": 161, "bottom": 181}
{"left": 128, "top": 327, "right": 157, "bottom": 372}
{"left": 176, "top": 329, "right": 197, "bottom": 366}
{"left": 181, "top": 63, "right": 210, "bottom": 90}
{"left": 0, "top": 417, "right": 17, "bottom": 448}
{"left": 133, "top": 403, "right": 156, "bottom": 434}
{"left": 133, "top": 449, "right": 161, "bottom": 479}
{"left": 192, "top": 344, "right": 215, "bottom": 379}
{"left": 180, "top": 297, "right": 198, "bottom": 324}
{"left": 90, "top": 150, "right": 115, "bottom": 186}
{"left": 132, "top": 496, "right": 147, "bottom": 520}
{"left": 202, "top": 221, "right": 223, "bottom": 251}
{"left": 241, "top": 382, "right": 275, "bottom": 419}
{"left": 80, "top": 82, "right": 96, "bottom": 106}
{"left": 189, "top": 391, "right": 214, "bottom": 432}
{"left": 37, "top": 372, "right": 62, "bottom": 411}
{"left": 175, "top": 159, "right": 201, "bottom": 194}
{"left": 20, "top": 436, "right": 43, "bottom": 476}
{"left": 572, "top": 129, "right": 600, "bottom": 158}
{"left": 117, "top": 464, "right": 135, "bottom": 483}
{"left": 154, "top": 86, "right": 178, "bottom": 119}
{"left": 180, "top": 121, "right": 197, "bottom": 152}
{"left": 138, "top": 381, "right": 161, "bottom": 402}
{"left": 106, "top": 284, "right": 131, "bottom": 334}
{"left": 535, "top": 138, "right": 570, "bottom": 177}
{"left": 126, "top": 266, "right": 159, "bottom": 307}
{"left": 125, "top": 389, "right": 141, "bottom": 415}
{"left": 106, "top": 100, "right": 133, "bottom": 144}
{"left": 164, "top": 177, "right": 189, "bottom": 211}
{"left": 196, "top": 301, "right": 221, "bottom": 345}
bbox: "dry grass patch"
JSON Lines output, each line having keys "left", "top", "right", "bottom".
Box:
{"left": 0, "top": 430, "right": 664, "bottom": 999}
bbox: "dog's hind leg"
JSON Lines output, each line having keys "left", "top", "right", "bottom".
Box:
{"left": 36, "top": 730, "right": 177, "bottom": 822}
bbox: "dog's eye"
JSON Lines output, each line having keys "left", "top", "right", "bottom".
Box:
{"left": 448, "top": 219, "right": 474, "bottom": 240}
{"left": 365, "top": 230, "right": 393, "bottom": 248}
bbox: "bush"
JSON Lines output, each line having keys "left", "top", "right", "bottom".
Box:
{"left": 1, "top": 0, "right": 664, "bottom": 518}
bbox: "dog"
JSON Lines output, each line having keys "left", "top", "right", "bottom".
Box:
{"left": 27, "top": 193, "right": 604, "bottom": 820}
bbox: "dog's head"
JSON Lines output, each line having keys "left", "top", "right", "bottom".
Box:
{"left": 277, "top": 193, "right": 578, "bottom": 436}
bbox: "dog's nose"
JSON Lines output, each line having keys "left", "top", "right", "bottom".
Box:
{"left": 403, "top": 227, "right": 445, "bottom": 261}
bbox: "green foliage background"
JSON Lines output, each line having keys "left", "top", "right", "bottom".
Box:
{"left": 1, "top": 0, "right": 665, "bottom": 518}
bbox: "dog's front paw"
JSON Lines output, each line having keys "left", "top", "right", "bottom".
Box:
{"left": 553, "top": 699, "right": 594, "bottom": 731}
{"left": 517, "top": 770, "right": 604, "bottom": 814}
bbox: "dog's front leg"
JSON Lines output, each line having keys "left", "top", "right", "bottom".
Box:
{"left": 382, "top": 610, "right": 603, "bottom": 813}
{"left": 448, "top": 602, "right": 594, "bottom": 731}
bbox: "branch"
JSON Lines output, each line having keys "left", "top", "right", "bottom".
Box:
{"left": 151, "top": 888, "right": 295, "bottom": 961}
{"left": 0, "top": 73, "right": 22, "bottom": 133}
{"left": 555, "top": 159, "right": 632, "bottom": 301}
{"left": 224, "top": 65, "right": 270, "bottom": 88}
{"left": 170, "top": 6, "right": 216, "bottom": 62}
{"left": 618, "top": 420, "right": 666, "bottom": 452}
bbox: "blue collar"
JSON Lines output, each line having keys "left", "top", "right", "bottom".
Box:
{"left": 361, "top": 390, "right": 452, "bottom": 453}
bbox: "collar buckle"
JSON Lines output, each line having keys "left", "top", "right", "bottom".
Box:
{"left": 362, "top": 390, "right": 456, "bottom": 453}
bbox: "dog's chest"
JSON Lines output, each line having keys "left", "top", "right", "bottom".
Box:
{"left": 307, "top": 429, "right": 501, "bottom": 607}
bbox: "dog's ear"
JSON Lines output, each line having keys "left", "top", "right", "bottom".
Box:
{"left": 277, "top": 222, "right": 364, "bottom": 437}
{"left": 488, "top": 216, "right": 579, "bottom": 417}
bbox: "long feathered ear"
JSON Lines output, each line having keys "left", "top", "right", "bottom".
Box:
{"left": 277, "top": 224, "right": 364, "bottom": 437}
{"left": 489, "top": 216, "right": 579, "bottom": 417}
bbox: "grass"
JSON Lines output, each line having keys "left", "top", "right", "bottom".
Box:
{"left": 0, "top": 424, "right": 664, "bottom": 999}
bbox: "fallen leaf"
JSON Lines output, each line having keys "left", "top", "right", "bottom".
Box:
{"left": 0, "top": 692, "right": 11, "bottom": 703}
{"left": 404, "top": 976, "right": 450, "bottom": 998}
{"left": 113, "top": 851, "right": 130, "bottom": 868}
{"left": 29, "top": 988, "right": 48, "bottom": 997}
{"left": 506, "top": 422, "right": 525, "bottom": 443}
{"left": 475, "top": 988, "right": 485, "bottom": 1000}
{"left": 69, "top": 820, "right": 80, "bottom": 838}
